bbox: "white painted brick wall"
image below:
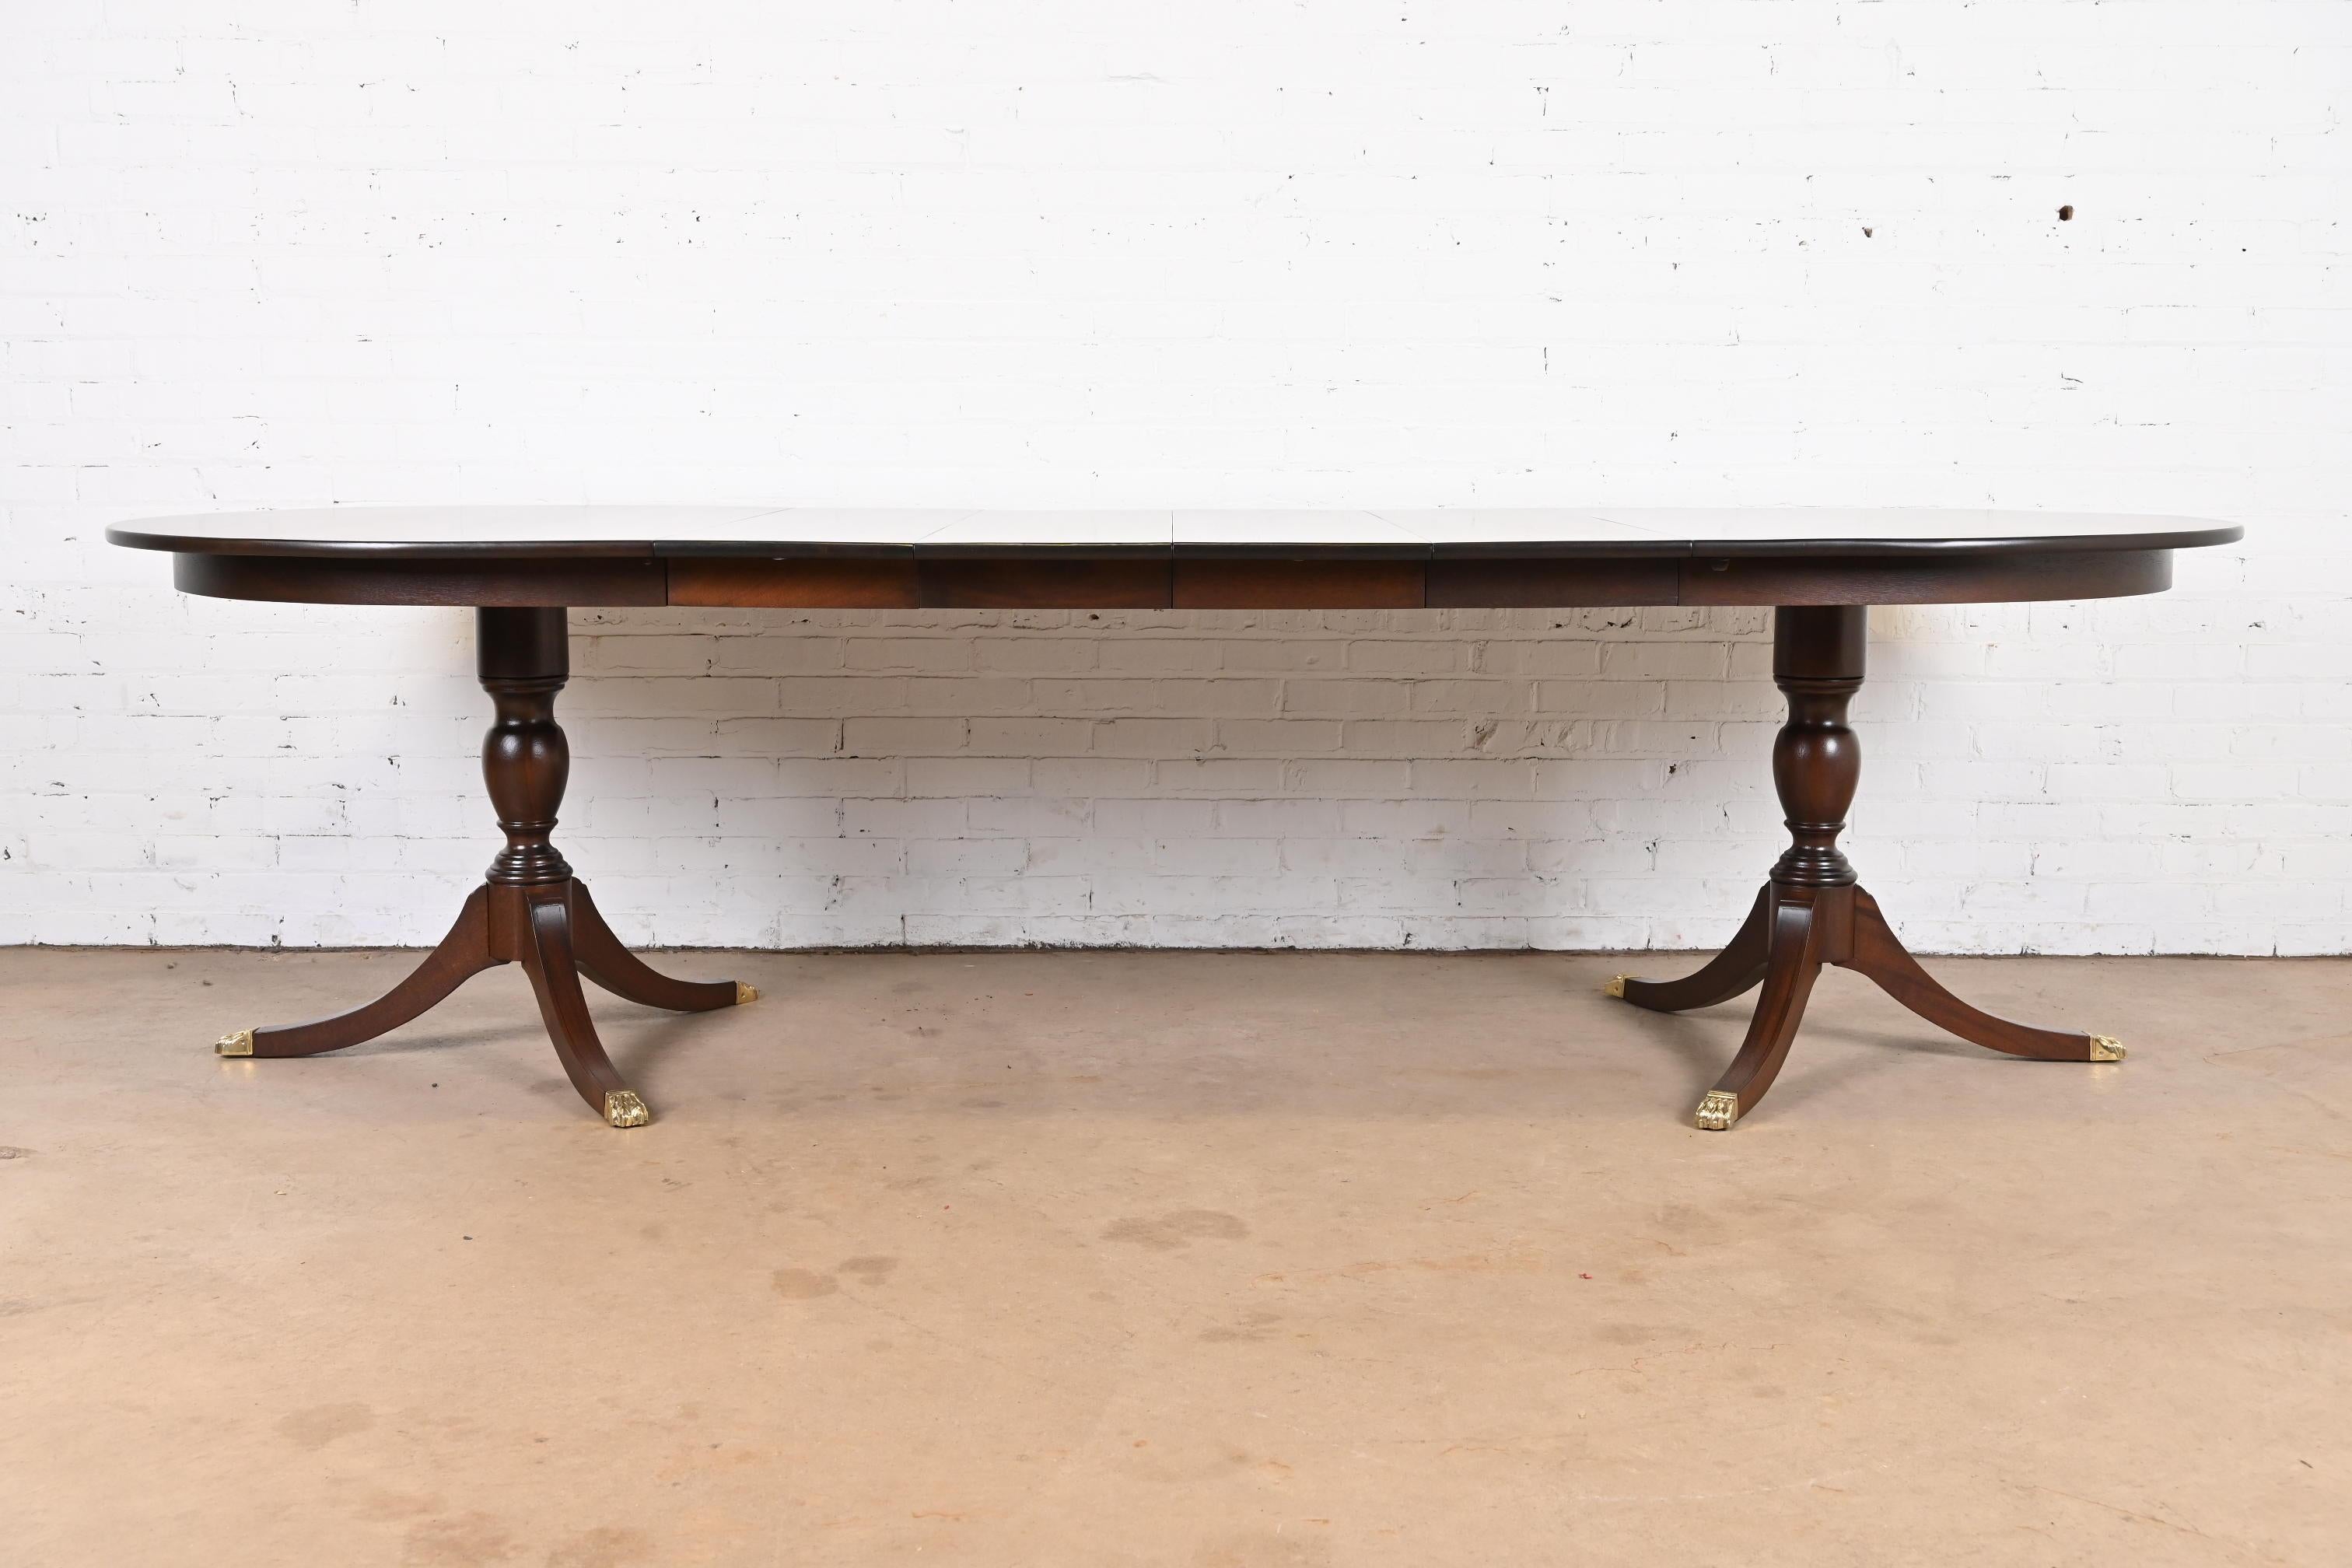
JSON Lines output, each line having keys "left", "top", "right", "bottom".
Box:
{"left": 3, "top": 2, "right": 2347, "bottom": 956}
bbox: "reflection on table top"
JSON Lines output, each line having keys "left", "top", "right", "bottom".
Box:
{"left": 109, "top": 506, "right": 2242, "bottom": 559}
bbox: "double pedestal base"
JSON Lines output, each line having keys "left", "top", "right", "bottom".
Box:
{"left": 214, "top": 604, "right": 2123, "bottom": 1132}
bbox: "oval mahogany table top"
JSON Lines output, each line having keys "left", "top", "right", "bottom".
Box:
{"left": 110, "top": 507, "right": 2241, "bottom": 609}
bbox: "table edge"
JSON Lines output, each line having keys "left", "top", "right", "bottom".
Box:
{"left": 106, "top": 521, "right": 2247, "bottom": 560}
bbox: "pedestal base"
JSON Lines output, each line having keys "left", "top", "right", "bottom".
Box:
{"left": 216, "top": 878, "right": 752, "bottom": 1126}
{"left": 1603, "top": 603, "right": 2123, "bottom": 1130}
{"left": 1612, "top": 881, "right": 2122, "bottom": 1130}
{"left": 209, "top": 608, "right": 751, "bottom": 1128}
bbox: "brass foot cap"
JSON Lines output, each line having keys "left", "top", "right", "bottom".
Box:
{"left": 604, "top": 1090, "right": 650, "bottom": 1129}
{"left": 1605, "top": 975, "right": 1629, "bottom": 999}
{"left": 736, "top": 982, "right": 760, "bottom": 1005}
{"left": 215, "top": 1029, "right": 254, "bottom": 1057}
{"left": 1695, "top": 1090, "right": 1739, "bottom": 1131}
{"left": 2089, "top": 1034, "right": 2126, "bottom": 1062}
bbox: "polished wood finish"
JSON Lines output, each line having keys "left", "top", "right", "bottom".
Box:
{"left": 106, "top": 506, "right": 2247, "bottom": 561}
{"left": 569, "top": 880, "right": 742, "bottom": 1013}
{"left": 174, "top": 552, "right": 665, "bottom": 607}
{"left": 1615, "top": 604, "right": 2123, "bottom": 1129}
{"left": 1767, "top": 604, "right": 1865, "bottom": 887}
{"left": 165, "top": 545, "right": 2180, "bottom": 611}
{"left": 1696, "top": 885, "right": 1831, "bottom": 1123}
{"left": 1842, "top": 887, "right": 2107, "bottom": 1061}
{"left": 478, "top": 607, "right": 573, "bottom": 887}
{"left": 1174, "top": 558, "right": 1426, "bottom": 609}
{"left": 230, "top": 608, "right": 747, "bottom": 1125}
{"left": 917, "top": 555, "right": 1173, "bottom": 608}
{"left": 668, "top": 556, "right": 920, "bottom": 608}
{"left": 122, "top": 509, "right": 2234, "bottom": 611}
{"left": 117, "top": 508, "right": 2235, "bottom": 1128}
{"left": 1675, "top": 548, "right": 2170, "bottom": 607}
{"left": 516, "top": 885, "right": 637, "bottom": 1126}
{"left": 243, "top": 887, "right": 499, "bottom": 1058}
{"left": 1615, "top": 886, "right": 1771, "bottom": 1012}
{"left": 1426, "top": 557, "right": 1680, "bottom": 607}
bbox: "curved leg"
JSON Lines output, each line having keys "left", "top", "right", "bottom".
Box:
{"left": 1611, "top": 887, "right": 1772, "bottom": 1013}
{"left": 1841, "top": 888, "right": 2123, "bottom": 1062}
{"left": 219, "top": 887, "right": 499, "bottom": 1059}
{"left": 1693, "top": 891, "right": 1827, "bottom": 1130}
{"left": 569, "top": 880, "right": 753, "bottom": 1013}
{"left": 516, "top": 887, "right": 650, "bottom": 1128}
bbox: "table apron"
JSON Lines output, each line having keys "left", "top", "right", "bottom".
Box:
{"left": 176, "top": 552, "right": 666, "bottom": 607}
{"left": 174, "top": 547, "right": 2173, "bottom": 610}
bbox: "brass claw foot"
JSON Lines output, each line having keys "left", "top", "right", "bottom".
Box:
{"left": 736, "top": 982, "right": 760, "bottom": 1005}
{"left": 215, "top": 1028, "right": 255, "bottom": 1057}
{"left": 603, "top": 1090, "right": 650, "bottom": 1129}
{"left": 2089, "top": 1034, "right": 2126, "bottom": 1062}
{"left": 1695, "top": 1091, "right": 1739, "bottom": 1131}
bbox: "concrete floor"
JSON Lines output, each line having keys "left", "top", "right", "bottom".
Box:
{"left": 2, "top": 947, "right": 2347, "bottom": 1566}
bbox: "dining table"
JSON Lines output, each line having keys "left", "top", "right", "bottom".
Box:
{"left": 108, "top": 506, "right": 2242, "bottom": 1131}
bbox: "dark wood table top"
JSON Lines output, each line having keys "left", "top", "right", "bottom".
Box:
{"left": 110, "top": 507, "right": 2242, "bottom": 608}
